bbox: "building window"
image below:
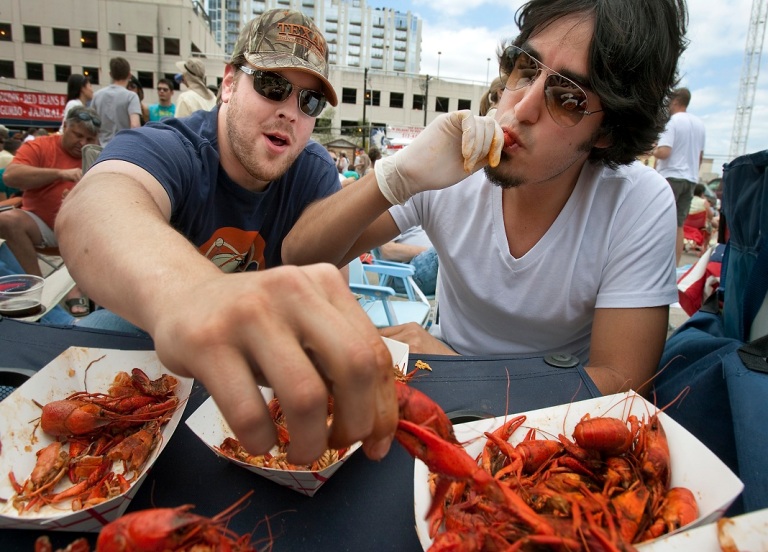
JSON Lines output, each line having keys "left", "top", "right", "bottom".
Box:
{"left": 0, "top": 23, "right": 12, "bottom": 42}
{"left": 83, "top": 66, "right": 99, "bottom": 85}
{"left": 435, "top": 96, "right": 449, "bottom": 113}
{"left": 413, "top": 94, "right": 425, "bottom": 111}
{"left": 26, "top": 62, "right": 44, "bottom": 81}
{"left": 364, "top": 90, "right": 381, "bottom": 107}
{"left": 341, "top": 87, "right": 357, "bottom": 104}
{"left": 0, "top": 60, "right": 14, "bottom": 78}
{"left": 55, "top": 65, "right": 71, "bottom": 83}
{"left": 341, "top": 120, "right": 360, "bottom": 135}
{"left": 24, "top": 25, "right": 41, "bottom": 44}
{"left": 390, "top": 92, "right": 404, "bottom": 109}
{"left": 458, "top": 99, "right": 472, "bottom": 111}
{"left": 164, "top": 37, "right": 180, "bottom": 56}
{"left": 137, "top": 71, "right": 153, "bottom": 89}
{"left": 137, "top": 35, "right": 153, "bottom": 54}
{"left": 81, "top": 30, "right": 98, "bottom": 49}
{"left": 53, "top": 28, "right": 70, "bottom": 47}
{"left": 110, "top": 33, "right": 126, "bottom": 51}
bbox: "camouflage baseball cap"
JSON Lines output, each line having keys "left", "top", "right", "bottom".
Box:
{"left": 231, "top": 9, "right": 337, "bottom": 106}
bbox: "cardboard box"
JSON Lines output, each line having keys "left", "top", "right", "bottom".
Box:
{"left": 0, "top": 347, "right": 193, "bottom": 532}
{"left": 413, "top": 391, "right": 744, "bottom": 550}
{"left": 186, "top": 337, "right": 408, "bottom": 497}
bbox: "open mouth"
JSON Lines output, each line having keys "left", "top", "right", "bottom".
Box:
{"left": 267, "top": 134, "right": 288, "bottom": 147}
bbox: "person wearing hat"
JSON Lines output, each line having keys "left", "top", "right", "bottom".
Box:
{"left": 57, "top": 9, "right": 397, "bottom": 465}
{"left": 174, "top": 58, "right": 216, "bottom": 118}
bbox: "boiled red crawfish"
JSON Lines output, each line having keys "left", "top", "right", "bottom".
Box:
{"left": 33, "top": 491, "right": 258, "bottom": 552}
{"left": 9, "top": 368, "right": 180, "bottom": 514}
{"left": 396, "top": 394, "right": 700, "bottom": 551}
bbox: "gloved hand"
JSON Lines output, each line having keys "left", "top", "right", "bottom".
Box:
{"left": 375, "top": 110, "right": 504, "bottom": 205}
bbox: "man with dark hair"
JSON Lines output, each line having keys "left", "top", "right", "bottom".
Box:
{"left": 285, "top": 0, "right": 689, "bottom": 396}
{"left": 0, "top": 106, "right": 100, "bottom": 315}
{"left": 653, "top": 87, "right": 706, "bottom": 264}
{"left": 57, "top": 9, "right": 397, "bottom": 465}
{"left": 91, "top": 57, "right": 141, "bottom": 145}
{"left": 148, "top": 78, "right": 176, "bottom": 122}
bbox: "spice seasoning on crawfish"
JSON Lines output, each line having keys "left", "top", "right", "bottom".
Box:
{"left": 8, "top": 368, "right": 180, "bottom": 514}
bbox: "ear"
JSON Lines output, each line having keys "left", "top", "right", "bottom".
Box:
{"left": 594, "top": 125, "right": 613, "bottom": 149}
{"left": 219, "top": 65, "right": 237, "bottom": 103}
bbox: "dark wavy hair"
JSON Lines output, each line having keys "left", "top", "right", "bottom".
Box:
{"left": 66, "top": 74, "right": 90, "bottom": 102}
{"left": 502, "top": 0, "right": 688, "bottom": 168}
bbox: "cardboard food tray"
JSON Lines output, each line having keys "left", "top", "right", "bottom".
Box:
{"left": 0, "top": 347, "right": 193, "bottom": 532}
{"left": 413, "top": 391, "right": 744, "bottom": 550}
{"left": 187, "top": 337, "right": 409, "bottom": 497}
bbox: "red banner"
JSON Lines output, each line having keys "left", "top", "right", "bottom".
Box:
{"left": 0, "top": 91, "right": 67, "bottom": 122}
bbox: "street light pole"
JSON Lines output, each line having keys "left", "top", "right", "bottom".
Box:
{"left": 437, "top": 51, "right": 441, "bottom": 80}
{"left": 362, "top": 67, "right": 368, "bottom": 150}
{"left": 486, "top": 57, "right": 491, "bottom": 85}
{"left": 423, "top": 74, "right": 430, "bottom": 127}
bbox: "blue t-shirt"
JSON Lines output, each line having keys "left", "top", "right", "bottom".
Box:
{"left": 97, "top": 107, "right": 340, "bottom": 271}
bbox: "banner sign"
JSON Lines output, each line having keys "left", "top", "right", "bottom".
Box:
{"left": 0, "top": 91, "right": 67, "bottom": 123}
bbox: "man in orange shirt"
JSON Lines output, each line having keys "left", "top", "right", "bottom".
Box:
{"left": 0, "top": 106, "right": 100, "bottom": 315}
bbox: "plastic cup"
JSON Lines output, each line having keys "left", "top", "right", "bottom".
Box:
{"left": 0, "top": 275, "right": 45, "bottom": 318}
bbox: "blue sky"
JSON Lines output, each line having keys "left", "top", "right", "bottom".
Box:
{"left": 368, "top": 0, "right": 767, "bottom": 174}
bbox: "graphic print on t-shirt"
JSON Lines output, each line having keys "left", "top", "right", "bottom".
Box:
{"left": 199, "top": 227, "right": 266, "bottom": 272}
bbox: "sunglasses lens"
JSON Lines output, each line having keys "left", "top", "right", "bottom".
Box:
{"left": 299, "top": 90, "right": 326, "bottom": 117}
{"left": 254, "top": 72, "right": 293, "bottom": 102}
{"left": 501, "top": 45, "right": 589, "bottom": 127}
{"left": 544, "top": 74, "right": 588, "bottom": 127}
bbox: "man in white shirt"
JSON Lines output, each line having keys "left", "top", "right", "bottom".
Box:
{"left": 652, "top": 87, "right": 706, "bottom": 264}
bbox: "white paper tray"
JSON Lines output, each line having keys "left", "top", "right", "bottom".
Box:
{"left": 0, "top": 347, "right": 193, "bottom": 532}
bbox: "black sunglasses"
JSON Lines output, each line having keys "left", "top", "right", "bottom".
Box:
{"left": 72, "top": 111, "right": 101, "bottom": 128}
{"left": 238, "top": 66, "right": 327, "bottom": 118}
{"left": 500, "top": 45, "right": 603, "bottom": 128}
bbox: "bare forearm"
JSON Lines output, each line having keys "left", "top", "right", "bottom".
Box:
{"left": 283, "top": 172, "right": 392, "bottom": 266}
{"left": 57, "top": 176, "right": 220, "bottom": 333}
{"left": 379, "top": 242, "right": 426, "bottom": 262}
{"left": 3, "top": 164, "right": 72, "bottom": 189}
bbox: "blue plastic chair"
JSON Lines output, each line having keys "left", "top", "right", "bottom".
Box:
{"left": 348, "top": 257, "right": 432, "bottom": 328}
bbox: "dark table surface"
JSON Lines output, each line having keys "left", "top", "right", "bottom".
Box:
{"left": 0, "top": 317, "right": 600, "bottom": 551}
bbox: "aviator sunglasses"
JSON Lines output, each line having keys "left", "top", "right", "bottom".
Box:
{"left": 500, "top": 45, "right": 603, "bottom": 128}
{"left": 238, "top": 66, "right": 327, "bottom": 118}
{"left": 73, "top": 111, "right": 101, "bottom": 128}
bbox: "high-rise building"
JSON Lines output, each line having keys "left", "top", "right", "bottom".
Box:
{"left": 206, "top": 0, "right": 422, "bottom": 74}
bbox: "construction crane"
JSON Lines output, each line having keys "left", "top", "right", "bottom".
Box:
{"left": 730, "top": 0, "right": 768, "bottom": 160}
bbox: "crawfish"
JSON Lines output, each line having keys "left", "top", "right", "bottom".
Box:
{"left": 641, "top": 486, "right": 699, "bottom": 540}
{"left": 10, "top": 441, "right": 70, "bottom": 512}
{"left": 573, "top": 414, "right": 638, "bottom": 456}
{"left": 394, "top": 382, "right": 555, "bottom": 537}
{"left": 40, "top": 400, "right": 116, "bottom": 437}
{"left": 96, "top": 492, "right": 255, "bottom": 552}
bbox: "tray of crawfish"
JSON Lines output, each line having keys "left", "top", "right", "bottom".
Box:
{"left": 413, "top": 391, "right": 744, "bottom": 551}
{"left": 0, "top": 347, "right": 193, "bottom": 531}
{"left": 186, "top": 337, "right": 409, "bottom": 497}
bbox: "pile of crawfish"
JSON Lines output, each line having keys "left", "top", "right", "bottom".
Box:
{"left": 8, "top": 368, "right": 180, "bottom": 514}
{"left": 215, "top": 364, "right": 423, "bottom": 472}
{"left": 217, "top": 395, "right": 350, "bottom": 472}
{"left": 410, "top": 406, "right": 699, "bottom": 552}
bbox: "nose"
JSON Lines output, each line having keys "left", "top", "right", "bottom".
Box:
{"left": 511, "top": 69, "right": 546, "bottom": 124}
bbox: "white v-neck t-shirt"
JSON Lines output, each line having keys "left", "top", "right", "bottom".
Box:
{"left": 390, "top": 160, "right": 678, "bottom": 363}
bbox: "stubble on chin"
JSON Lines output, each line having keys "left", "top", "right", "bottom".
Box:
{"left": 484, "top": 156, "right": 524, "bottom": 189}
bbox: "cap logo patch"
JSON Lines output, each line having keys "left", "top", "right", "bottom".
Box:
{"left": 275, "top": 22, "right": 325, "bottom": 58}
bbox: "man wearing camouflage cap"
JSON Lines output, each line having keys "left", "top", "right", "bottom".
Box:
{"left": 57, "top": 9, "right": 399, "bottom": 466}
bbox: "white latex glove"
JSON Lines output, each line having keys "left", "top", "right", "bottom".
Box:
{"left": 375, "top": 110, "right": 504, "bottom": 205}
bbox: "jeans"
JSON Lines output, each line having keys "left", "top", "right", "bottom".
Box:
{"left": 392, "top": 247, "right": 438, "bottom": 296}
{"left": 75, "top": 308, "right": 149, "bottom": 337}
